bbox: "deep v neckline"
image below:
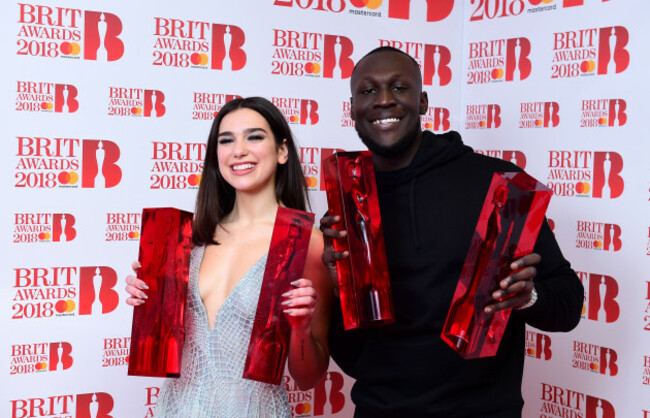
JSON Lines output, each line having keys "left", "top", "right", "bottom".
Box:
{"left": 196, "top": 246, "right": 268, "bottom": 332}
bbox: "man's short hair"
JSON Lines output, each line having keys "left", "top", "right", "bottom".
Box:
{"left": 351, "top": 46, "right": 422, "bottom": 81}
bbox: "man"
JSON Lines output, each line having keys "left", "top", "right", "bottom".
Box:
{"left": 321, "top": 47, "right": 583, "bottom": 417}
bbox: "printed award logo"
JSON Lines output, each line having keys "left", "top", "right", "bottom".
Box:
{"left": 575, "top": 221, "right": 622, "bottom": 251}
{"left": 14, "top": 136, "right": 123, "bottom": 189}
{"left": 153, "top": 17, "right": 246, "bottom": 70}
{"left": 643, "top": 355, "right": 650, "bottom": 386}
{"left": 580, "top": 99, "right": 627, "bottom": 127}
{"left": 272, "top": 29, "right": 354, "bottom": 79}
{"left": 17, "top": 4, "right": 124, "bottom": 61}
{"left": 475, "top": 150, "right": 527, "bottom": 169}
{"left": 379, "top": 39, "right": 452, "bottom": 86}
{"left": 300, "top": 147, "right": 344, "bottom": 191}
{"left": 422, "top": 106, "right": 451, "bottom": 132}
{"left": 539, "top": 383, "right": 615, "bottom": 418}
{"left": 12, "top": 266, "right": 120, "bottom": 320}
{"left": 467, "top": 37, "right": 531, "bottom": 84}
{"left": 552, "top": 26, "right": 629, "bottom": 79}
{"left": 546, "top": 150, "right": 624, "bottom": 198}
{"left": 572, "top": 340, "right": 618, "bottom": 376}
{"left": 465, "top": 104, "right": 501, "bottom": 129}
{"left": 283, "top": 371, "right": 346, "bottom": 416}
{"left": 102, "top": 337, "right": 130, "bottom": 368}
{"left": 577, "top": 271, "right": 620, "bottom": 323}
{"left": 341, "top": 101, "right": 355, "bottom": 128}
{"left": 13, "top": 213, "right": 77, "bottom": 244}
{"left": 192, "top": 93, "right": 241, "bottom": 120}
{"left": 16, "top": 81, "right": 79, "bottom": 113}
{"left": 525, "top": 330, "right": 552, "bottom": 360}
{"left": 273, "top": 0, "right": 454, "bottom": 22}
{"left": 11, "top": 392, "right": 115, "bottom": 418}
{"left": 519, "top": 101, "right": 559, "bottom": 128}
{"left": 271, "top": 98, "right": 320, "bottom": 125}
{"left": 108, "top": 87, "right": 166, "bottom": 117}
{"left": 105, "top": 213, "right": 140, "bottom": 242}
{"left": 151, "top": 141, "right": 205, "bottom": 190}
{"left": 470, "top": 0, "right": 615, "bottom": 21}
{"left": 10, "top": 342, "right": 73, "bottom": 375}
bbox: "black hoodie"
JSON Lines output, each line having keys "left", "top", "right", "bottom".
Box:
{"left": 329, "top": 131, "right": 583, "bottom": 417}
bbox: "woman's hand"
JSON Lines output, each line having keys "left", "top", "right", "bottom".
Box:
{"left": 282, "top": 278, "right": 318, "bottom": 330}
{"left": 125, "top": 260, "right": 149, "bottom": 306}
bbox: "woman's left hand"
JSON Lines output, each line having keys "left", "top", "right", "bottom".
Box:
{"left": 282, "top": 278, "right": 318, "bottom": 330}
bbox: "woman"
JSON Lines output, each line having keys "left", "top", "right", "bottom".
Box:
{"left": 125, "top": 97, "right": 332, "bottom": 417}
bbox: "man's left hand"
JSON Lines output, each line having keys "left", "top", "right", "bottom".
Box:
{"left": 484, "top": 253, "right": 541, "bottom": 313}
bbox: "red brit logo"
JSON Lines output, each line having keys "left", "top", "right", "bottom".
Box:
{"left": 153, "top": 18, "right": 246, "bottom": 70}
{"left": 467, "top": 37, "right": 531, "bottom": 84}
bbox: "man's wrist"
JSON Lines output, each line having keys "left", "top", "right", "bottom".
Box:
{"left": 516, "top": 287, "right": 538, "bottom": 310}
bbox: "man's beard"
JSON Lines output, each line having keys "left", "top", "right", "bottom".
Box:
{"left": 356, "top": 118, "right": 421, "bottom": 158}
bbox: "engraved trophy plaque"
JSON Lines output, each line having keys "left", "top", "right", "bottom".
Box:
{"left": 128, "top": 208, "right": 193, "bottom": 377}
{"left": 243, "top": 207, "right": 315, "bottom": 385}
{"left": 441, "top": 172, "right": 551, "bottom": 359}
{"left": 323, "top": 151, "right": 395, "bottom": 330}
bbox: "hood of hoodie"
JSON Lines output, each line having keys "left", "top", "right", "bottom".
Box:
{"left": 374, "top": 130, "right": 473, "bottom": 189}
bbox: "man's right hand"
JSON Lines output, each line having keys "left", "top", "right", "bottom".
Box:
{"left": 319, "top": 215, "right": 349, "bottom": 294}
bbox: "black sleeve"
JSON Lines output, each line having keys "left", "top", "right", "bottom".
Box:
{"left": 513, "top": 218, "right": 584, "bottom": 332}
{"left": 328, "top": 297, "right": 368, "bottom": 378}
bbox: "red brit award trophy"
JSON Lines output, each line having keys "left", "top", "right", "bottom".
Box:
{"left": 243, "top": 207, "right": 315, "bottom": 385}
{"left": 323, "top": 151, "right": 395, "bottom": 330}
{"left": 128, "top": 208, "right": 193, "bottom": 377}
{"left": 441, "top": 172, "right": 551, "bottom": 358}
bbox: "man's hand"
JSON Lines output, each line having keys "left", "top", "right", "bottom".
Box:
{"left": 484, "top": 253, "right": 541, "bottom": 313}
{"left": 319, "top": 215, "right": 349, "bottom": 293}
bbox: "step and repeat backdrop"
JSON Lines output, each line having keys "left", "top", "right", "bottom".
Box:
{"left": 2, "top": 0, "right": 648, "bottom": 417}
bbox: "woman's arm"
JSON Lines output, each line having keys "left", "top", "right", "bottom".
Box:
{"left": 284, "top": 228, "right": 333, "bottom": 390}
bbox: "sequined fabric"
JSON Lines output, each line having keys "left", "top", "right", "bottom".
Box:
{"left": 155, "top": 246, "right": 291, "bottom": 417}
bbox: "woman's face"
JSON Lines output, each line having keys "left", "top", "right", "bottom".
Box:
{"left": 216, "top": 108, "right": 288, "bottom": 195}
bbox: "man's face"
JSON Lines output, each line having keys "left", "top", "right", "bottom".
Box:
{"left": 350, "top": 51, "right": 428, "bottom": 157}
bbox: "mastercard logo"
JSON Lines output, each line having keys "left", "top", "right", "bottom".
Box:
{"left": 479, "top": 120, "right": 487, "bottom": 128}
{"left": 590, "top": 362, "right": 599, "bottom": 371}
{"left": 55, "top": 299, "right": 76, "bottom": 313}
{"left": 526, "top": 348, "right": 535, "bottom": 356}
{"left": 131, "top": 107, "right": 143, "bottom": 115}
{"left": 290, "top": 115, "right": 299, "bottom": 123}
{"left": 350, "top": 0, "right": 382, "bottom": 9}
{"left": 304, "top": 62, "right": 321, "bottom": 75}
{"left": 575, "top": 182, "right": 591, "bottom": 195}
{"left": 60, "top": 42, "right": 81, "bottom": 56}
{"left": 38, "top": 232, "right": 51, "bottom": 241}
{"left": 580, "top": 60, "right": 596, "bottom": 73}
{"left": 305, "top": 176, "right": 317, "bottom": 188}
{"left": 128, "top": 231, "right": 140, "bottom": 239}
{"left": 188, "top": 174, "right": 201, "bottom": 187}
{"left": 581, "top": 304, "right": 587, "bottom": 315}
{"left": 58, "top": 171, "right": 79, "bottom": 185}
{"left": 534, "top": 119, "right": 543, "bottom": 127}
{"left": 593, "top": 240, "right": 603, "bottom": 249}
{"left": 190, "top": 53, "right": 209, "bottom": 66}
{"left": 40, "top": 102, "right": 54, "bottom": 111}
{"left": 598, "top": 117, "right": 607, "bottom": 126}
{"left": 491, "top": 68, "right": 504, "bottom": 80}
{"left": 34, "top": 362, "right": 48, "bottom": 371}
{"left": 294, "top": 403, "right": 312, "bottom": 415}
{"left": 424, "top": 122, "right": 433, "bottom": 129}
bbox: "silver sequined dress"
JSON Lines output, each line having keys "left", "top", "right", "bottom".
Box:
{"left": 155, "top": 246, "right": 291, "bottom": 417}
